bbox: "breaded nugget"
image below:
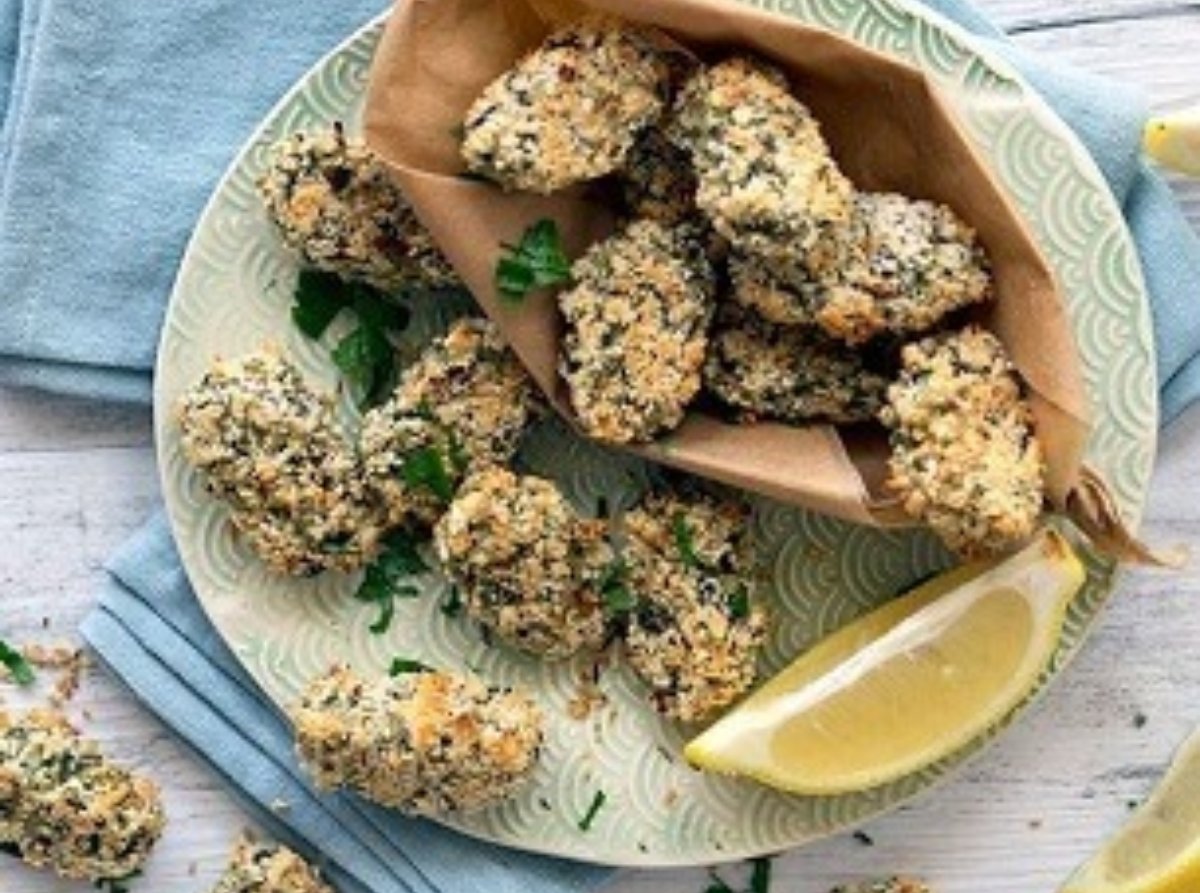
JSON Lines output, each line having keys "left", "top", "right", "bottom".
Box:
{"left": 880, "top": 327, "right": 1044, "bottom": 557}
{"left": 360, "top": 318, "right": 538, "bottom": 528}
{"left": 0, "top": 710, "right": 165, "bottom": 882}
{"left": 816, "top": 192, "right": 993, "bottom": 345}
{"left": 831, "top": 879, "right": 932, "bottom": 893}
{"left": 177, "top": 347, "right": 385, "bottom": 575}
{"left": 259, "top": 124, "right": 458, "bottom": 292}
{"left": 559, "top": 219, "right": 715, "bottom": 444}
{"left": 621, "top": 491, "right": 766, "bottom": 722}
{"left": 293, "top": 665, "right": 542, "bottom": 815}
{"left": 209, "top": 836, "right": 334, "bottom": 893}
{"left": 461, "top": 19, "right": 676, "bottom": 193}
{"left": 434, "top": 466, "right": 614, "bottom": 658}
{"left": 704, "top": 304, "right": 888, "bottom": 424}
{"left": 667, "top": 57, "right": 854, "bottom": 271}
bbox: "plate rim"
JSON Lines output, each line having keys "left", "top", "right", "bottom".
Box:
{"left": 152, "top": 1, "right": 1159, "bottom": 868}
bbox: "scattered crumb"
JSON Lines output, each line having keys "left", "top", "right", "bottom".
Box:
{"left": 1028, "top": 818, "right": 1042, "bottom": 830}
{"left": 663, "top": 787, "right": 679, "bottom": 809}
{"left": 1133, "top": 711, "right": 1148, "bottom": 729}
{"left": 270, "top": 798, "right": 291, "bottom": 813}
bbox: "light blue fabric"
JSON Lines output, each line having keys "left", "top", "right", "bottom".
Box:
{"left": 0, "top": 0, "right": 1189, "bottom": 887}
{"left": 79, "top": 513, "right": 610, "bottom": 893}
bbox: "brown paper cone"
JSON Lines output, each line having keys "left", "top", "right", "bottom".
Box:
{"left": 363, "top": 0, "right": 1100, "bottom": 531}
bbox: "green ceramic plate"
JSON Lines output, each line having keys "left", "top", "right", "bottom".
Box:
{"left": 154, "top": 2, "right": 1157, "bottom": 867}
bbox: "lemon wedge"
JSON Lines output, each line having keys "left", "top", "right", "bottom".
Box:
{"left": 684, "top": 529, "right": 1086, "bottom": 795}
{"left": 1060, "top": 729, "right": 1200, "bottom": 893}
{"left": 1144, "top": 106, "right": 1200, "bottom": 177}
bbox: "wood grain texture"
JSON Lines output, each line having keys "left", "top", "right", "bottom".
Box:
{"left": 2, "top": 1, "right": 1199, "bottom": 890}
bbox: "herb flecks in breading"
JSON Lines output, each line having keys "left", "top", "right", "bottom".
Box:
{"left": 559, "top": 220, "right": 714, "bottom": 444}
{"left": 461, "top": 19, "right": 677, "bottom": 193}
{"left": 259, "top": 124, "right": 459, "bottom": 292}
{"left": 434, "top": 467, "right": 614, "bottom": 658}
{"left": 880, "top": 327, "right": 1044, "bottom": 557}
{"left": 0, "top": 710, "right": 165, "bottom": 882}
{"left": 176, "top": 348, "right": 386, "bottom": 576}
{"left": 292, "top": 665, "right": 542, "bottom": 815}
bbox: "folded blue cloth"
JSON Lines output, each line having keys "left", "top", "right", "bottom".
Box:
{"left": 0, "top": 0, "right": 1191, "bottom": 888}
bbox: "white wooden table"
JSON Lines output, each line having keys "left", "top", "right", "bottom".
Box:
{"left": 3, "top": 2, "right": 1199, "bottom": 891}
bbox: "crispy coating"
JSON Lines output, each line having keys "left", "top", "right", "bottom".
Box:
{"left": 292, "top": 665, "right": 542, "bottom": 815}
{"left": 815, "top": 192, "right": 993, "bottom": 344}
{"left": 0, "top": 710, "right": 165, "bottom": 882}
{"left": 621, "top": 492, "right": 766, "bottom": 722}
{"left": 434, "top": 467, "right": 613, "bottom": 658}
{"left": 177, "top": 347, "right": 386, "bottom": 576}
{"left": 209, "top": 836, "right": 334, "bottom": 893}
{"left": 258, "top": 125, "right": 459, "bottom": 292}
{"left": 620, "top": 127, "right": 699, "bottom": 225}
{"left": 831, "top": 879, "right": 932, "bottom": 893}
{"left": 704, "top": 304, "right": 888, "bottom": 424}
{"left": 880, "top": 327, "right": 1045, "bottom": 557}
{"left": 727, "top": 253, "right": 825, "bottom": 327}
{"left": 460, "top": 18, "right": 676, "bottom": 193}
{"left": 667, "top": 57, "right": 854, "bottom": 271}
{"left": 560, "top": 219, "right": 715, "bottom": 444}
{"left": 360, "top": 318, "right": 538, "bottom": 528}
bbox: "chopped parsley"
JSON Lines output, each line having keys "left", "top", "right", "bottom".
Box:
{"left": 727, "top": 585, "right": 750, "bottom": 620}
{"left": 703, "top": 857, "right": 773, "bottom": 893}
{"left": 577, "top": 789, "right": 607, "bottom": 832}
{"left": 599, "top": 558, "right": 637, "bottom": 618}
{"left": 749, "top": 857, "right": 772, "bottom": 893}
{"left": 94, "top": 869, "right": 142, "bottom": 893}
{"left": 0, "top": 639, "right": 34, "bottom": 686}
{"left": 290, "top": 269, "right": 410, "bottom": 408}
{"left": 389, "top": 657, "right": 434, "bottom": 676}
{"left": 671, "top": 511, "right": 704, "bottom": 569}
{"left": 706, "top": 871, "right": 736, "bottom": 893}
{"left": 355, "top": 531, "right": 429, "bottom": 634}
{"left": 495, "top": 218, "right": 571, "bottom": 300}
{"left": 401, "top": 445, "right": 456, "bottom": 504}
{"left": 440, "top": 585, "right": 464, "bottom": 618}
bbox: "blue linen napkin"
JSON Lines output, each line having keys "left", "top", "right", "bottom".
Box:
{"left": 0, "top": 0, "right": 1190, "bottom": 888}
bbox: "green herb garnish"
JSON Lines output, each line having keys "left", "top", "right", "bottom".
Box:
{"left": 389, "top": 657, "right": 434, "bottom": 676}
{"left": 749, "top": 857, "right": 772, "bottom": 893}
{"left": 705, "top": 871, "right": 736, "bottom": 893}
{"left": 495, "top": 219, "right": 571, "bottom": 301}
{"left": 401, "top": 445, "right": 456, "bottom": 504}
{"left": 290, "top": 270, "right": 409, "bottom": 409}
{"left": 441, "top": 585, "right": 464, "bottom": 618}
{"left": 671, "top": 511, "right": 703, "bottom": 569}
{"left": 0, "top": 640, "right": 34, "bottom": 686}
{"left": 577, "top": 789, "right": 607, "bottom": 832}
{"left": 355, "top": 531, "right": 429, "bottom": 634}
{"left": 94, "top": 869, "right": 143, "bottom": 893}
{"left": 727, "top": 585, "right": 750, "bottom": 620}
{"left": 599, "top": 558, "right": 637, "bottom": 617}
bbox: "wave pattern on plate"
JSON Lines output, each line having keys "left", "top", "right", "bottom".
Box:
{"left": 154, "top": 5, "right": 1157, "bottom": 867}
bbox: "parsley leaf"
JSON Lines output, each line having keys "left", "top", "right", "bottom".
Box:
{"left": 355, "top": 531, "right": 429, "bottom": 634}
{"left": 577, "top": 789, "right": 607, "bottom": 832}
{"left": 292, "top": 269, "right": 352, "bottom": 338}
{"left": 291, "top": 270, "right": 409, "bottom": 409}
{"left": 0, "top": 640, "right": 34, "bottom": 686}
{"left": 749, "top": 857, "right": 772, "bottom": 893}
{"left": 389, "top": 657, "right": 434, "bottom": 676}
{"left": 441, "top": 585, "right": 464, "bottom": 618}
{"left": 402, "top": 445, "right": 456, "bottom": 504}
{"left": 599, "top": 558, "right": 637, "bottom": 618}
{"left": 705, "top": 871, "right": 736, "bottom": 893}
{"left": 727, "top": 585, "right": 750, "bottom": 620}
{"left": 671, "top": 511, "right": 704, "bottom": 569}
{"left": 495, "top": 219, "right": 571, "bottom": 301}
